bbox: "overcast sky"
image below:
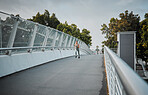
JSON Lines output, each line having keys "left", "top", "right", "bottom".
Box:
{"left": 0, "top": 0, "right": 148, "bottom": 49}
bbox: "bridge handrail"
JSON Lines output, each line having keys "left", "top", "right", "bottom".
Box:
{"left": 104, "top": 46, "right": 148, "bottom": 95}
{"left": 0, "top": 46, "right": 74, "bottom": 51}
{"left": 0, "top": 11, "right": 92, "bottom": 55}
{"left": 0, "top": 46, "right": 75, "bottom": 55}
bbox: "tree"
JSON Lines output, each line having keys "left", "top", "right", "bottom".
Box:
{"left": 137, "top": 13, "right": 148, "bottom": 65}
{"left": 49, "top": 13, "right": 60, "bottom": 29}
{"left": 101, "top": 10, "right": 140, "bottom": 48}
{"left": 28, "top": 10, "right": 92, "bottom": 46}
{"left": 101, "top": 10, "right": 148, "bottom": 65}
{"left": 57, "top": 22, "right": 92, "bottom": 46}
{"left": 57, "top": 21, "right": 73, "bottom": 36}
{"left": 80, "top": 29, "right": 92, "bottom": 45}
{"left": 56, "top": 23, "right": 65, "bottom": 31}
{"left": 144, "top": 13, "right": 148, "bottom": 19}
{"left": 28, "top": 10, "right": 60, "bottom": 29}
{"left": 31, "top": 12, "right": 45, "bottom": 25}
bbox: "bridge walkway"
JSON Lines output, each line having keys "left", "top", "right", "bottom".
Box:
{"left": 0, "top": 55, "right": 107, "bottom": 95}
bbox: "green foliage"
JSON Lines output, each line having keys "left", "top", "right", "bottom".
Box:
{"left": 101, "top": 10, "right": 148, "bottom": 63}
{"left": 145, "top": 13, "right": 148, "bottom": 19}
{"left": 137, "top": 13, "right": 148, "bottom": 63}
{"left": 57, "top": 22, "right": 92, "bottom": 46}
{"left": 28, "top": 10, "right": 60, "bottom": 29}
{"left": 101, "top": 10, "right": 140, "bottom": 48}
{"left": 28, "top": 10, "right": 92, "bottom": 47}
{"left": 80, "top": 29, "right": 92, "bottom": 45}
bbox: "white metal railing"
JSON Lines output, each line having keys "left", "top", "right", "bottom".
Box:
{"left": 0, "top": 11, "right": 92, "bottom": 55}
{"left": 104, "top": 46, "right": 148, "bottom": 95}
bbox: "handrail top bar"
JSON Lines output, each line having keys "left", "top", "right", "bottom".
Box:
{"left": 104, "top": 46, "right": 148, "bottom": 95}
{"left": 0, "top": 11, "right": 11, "bottom": 16}
{"left": 0, "top": 46, "right": 74, "bottom": 51}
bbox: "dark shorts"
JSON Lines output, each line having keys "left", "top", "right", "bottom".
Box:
{"left": 76, "top": 47, "right": 79, "bottom": 51}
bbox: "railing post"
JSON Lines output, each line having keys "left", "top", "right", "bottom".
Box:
{"left": 58, "top": 32, "right": 64, "bottom": 47}
{"left": 67, "top": 36, "right": 72, "bottom": 48}
{"left": 78, "top": 40, "right": 80, "bottom": 45}
{"left": 64, "top": 35, "right": 68, "bottom": 48}
{"left": 52, "top": 29, "right": 57, "bottom": 48}
{"left": 29, "top": 24, "right": 38, "bottom": 47}
{"left": 41, "top": 27, "right": 50, "bottom": 51}
{"left": 7, "top": 17, "right": 19, "bottom": 48}
{"left": 28, "top": 24, "right": 38, "bottom": 52}
{"left": 7, "top": 16, "right": 19, "bottom": 55}
{"left": 42, "top": 27, "right": 49, "bottom": 46}
{"left": 71, "top": 37, "right": 75, "bottom": 48}
{"left": 0, "top": 17, "right": 2, "bottom": 48}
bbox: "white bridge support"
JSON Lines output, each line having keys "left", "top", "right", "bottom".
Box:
{"left": 52, "top": 30, "right": 57, "bottom": 47}
{"left": 58, "top": 32, "right": 63, "bottom": 47}
{"left": 0, "top": 12, "right": 93, "bottom": 77}
{"left": 7, "top": 17, "right": 19, "bottom": 48}
{"left": 29, "top": 24, "right": 38, "bottom": 47}
{"left": 0, "top": 49, "right": 85, "bottom": 77}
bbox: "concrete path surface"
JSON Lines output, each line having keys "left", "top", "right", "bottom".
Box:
{"left": 0, "top": 55, "right": 107, "bottom": 95}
